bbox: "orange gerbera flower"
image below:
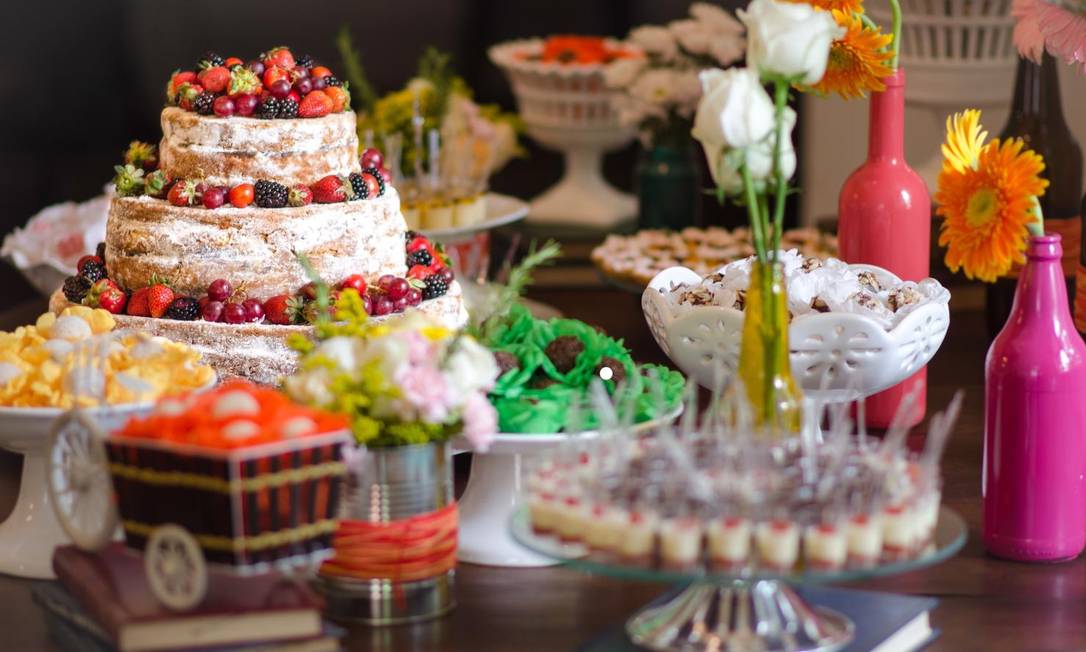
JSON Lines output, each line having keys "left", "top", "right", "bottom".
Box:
{"left": 804, "top": 11, "right": 894, "bottom": 99}
{"left": 935, "top": 137, "right": 1048, "bottom": 282}
{"left": 786, "top": 0, "right": 864, "bottom": 14}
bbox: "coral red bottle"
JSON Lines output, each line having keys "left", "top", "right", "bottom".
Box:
{"left": 983, "top": 234, "right": 1086, "bottom": 561}
{"left": 838, "top": 68, "right": 930, "bottom": 429}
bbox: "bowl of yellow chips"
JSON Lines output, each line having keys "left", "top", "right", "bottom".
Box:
{"left": 0, "top": 306, "right": 216, "bottom": 578}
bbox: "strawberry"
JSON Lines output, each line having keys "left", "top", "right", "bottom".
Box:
{"left": 97, "top": 287, "right": 127, "bottom": 314}
{"left": 176, "top": 82, "right": 204, "bottom": 110}
{"left": 262, "top": 65, "right": 290, "bottom": 89}
{"left": 288, "top": 184, "right": 313, "bottom": 207}
{"left": 228, "top": 66, "right": 262, "bottom": 96}
{"left": 167, "top": 70, "right": 197, "bottom": 103}
{"left": 262, "top": 294, "right": 298, "bottom": 325}
{"left": 126, "top": 287, "right": 151, "bottom": 316}
{"left": 407, "top": 264, "right": 431, "bottom": 280}
{"left": 82, "top": 278, "right": 121, "bottom": 308}
{"left": 407, "top": 234, "right": 431, "bottom": 254}
{"left": 197, "top": 66, "right": 231, "bottom": 93}
{"left": 323, "top": 85, "right": 349, "bottom": 113}
{"left": 298, "top": 90, "right": 333, "bottom": 118}
{"left": 143, "top": 170, "right": 172, "bottom": 198}
{"left": 224, "top": 56, "right": 243, "bottom": 68}
{"left": 339, "top": 274, "right": 367, "bottom": 294}
{"left": 123, "top": 141, "right": 158, "bottom": 171}
{"left": 147, "top": 284, "right": 175, "bottom": 319}
{"left": 310, "top": 175, "right": 353, "bottom": 203}
{"left": 167, "top": 179, "right": 200, "bottom": 206}
{"left": 309, "top": 66, "right": 332, "bottom": 79}
{"left": 263, "top": 47, "right": 296, "bottom": 70}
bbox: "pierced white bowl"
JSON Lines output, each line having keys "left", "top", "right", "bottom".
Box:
{"left": 488, "top": 38, "right": 638, "bottom": 228}
{"left": 642, "top": 264, "right": 950, "bottom": 401}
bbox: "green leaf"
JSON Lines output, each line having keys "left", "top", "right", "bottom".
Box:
{"left": 336, "top": 26, "right": 379, "bottom": 113}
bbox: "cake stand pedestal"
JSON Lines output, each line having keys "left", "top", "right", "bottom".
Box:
{"left": 0, "top": 405, "right": 150, "bottom": 578}
{"left": 453, "top": 409, "right": 680, "bottom": 568}
{"left": 511, "top": 506, "right": 967, "bottom": 652}
{"left": 526, "top": 125, "right": 637, "bottom": 229}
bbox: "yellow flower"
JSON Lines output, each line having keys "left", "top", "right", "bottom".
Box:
{"left": 941, "top": 109, "right": 987, "bottom": 174}
{"left": 803, "top": 11, "right": 894, "bottom": 100}
{"left": 785, "top": 0, "right": 864, "bottom": 14}
{"left": 935, "top": 136, "right": 1048, "bottom": 282}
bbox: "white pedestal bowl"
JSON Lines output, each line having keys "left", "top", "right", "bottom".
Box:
{"left": 453, "top": 408, "right": 680, "bottom": 568}
{"left": 641, "top": 264, "right": 950, "bottom": 403}
{"left": 0, "top": 403, "right": 151, "bottom": 578}
{"left": 489, "top": 39, "right": 637, "bottom": 229}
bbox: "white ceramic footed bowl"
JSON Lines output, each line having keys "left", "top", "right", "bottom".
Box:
{"left": 642, "top": 264, "right": 950, "bottom": 398}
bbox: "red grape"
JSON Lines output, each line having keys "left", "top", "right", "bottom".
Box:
{"left": 270, "top": 79, "right": 291, "bottom": 98}
{"left": 207, "top": 279, "right": 232, "bottom": 302}
{"left": 386, "top": 277, "right": 409, "bottom": 300}
{"left": 372, "top": 296, "right": 393, "bottom": 316}
{"left": 202, "top": 187, "right": 226, "bottom": 209}
{"left": 294, "top": 77, "right": 313, "bottom": 95}
{"left": 362, "top": 294, "right": 373, "bottom": 315}
{"left": 392, "top": 296, "right": 408, "bottom": 313}
{"left": 234, "top": 94, "right": 258, "bottom": 117}
{"left": 360, "top": 147, "right": 384, "bottom": 169}
{"left": 212, "top": 96, "right": 235, "bottom": 117}
{"left": 223, "top": 302, "right": 246, "bottom": 324}
{"left": 405, "top": 288, "right": 422, "bottom": 306}
{"left": 201, "top": 300, "right": 225, "bottom": 322}
{"left": 242, "top": 298, "right": 265, "bottom": 323}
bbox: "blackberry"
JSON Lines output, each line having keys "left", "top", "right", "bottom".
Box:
{"left": 295, "top": 54, "right": 315, "bottom": 69}
{"left": 362, "top": 167, "right": 386, "bottom": 196}
{"left": 62, "top": 276, "right": 91, "bottom": 303}
{"left": 193, "top": 92, "right": 216, "bottom": 115}
{"left": 325, "top": 76, "right": 342, "bottom": 87}
{"left": 254, "top": 180, "right": 289, "bottom": 208}
{"left": 255, "top": 97, "right": 282, "bottom": 120}
{"left": 405, "top": 230, "right": 420, "bottom": 242}
{"left": 165, "top": 297, "right": 200, "bottom": 321}
{"left": 277, "top": 98, "right": 299, "bottom": 119}
{"left": 79, "top": 260, "right": 107, "bottom": 284}
{"left": 200, "top": 52, "right": 226, "bottom": 68}
{"left": 348, "top": 173, "right": 369, "bottom": 200}
{"left": 406, "top": 249, "right": 433, "bottom": 268}
{"left": 421, "top": 274, "right": 449, "bottom": 300}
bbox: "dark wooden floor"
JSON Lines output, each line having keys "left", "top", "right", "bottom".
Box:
{"left": 0, "top": 289, "right": 1082, "bottom": 652}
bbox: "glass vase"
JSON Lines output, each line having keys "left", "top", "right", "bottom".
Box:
{"left": 738, "top": 261, "right": 802, "bottom": 434}
{"left": 635, "top": 137, "right": 701, "bottom": 230}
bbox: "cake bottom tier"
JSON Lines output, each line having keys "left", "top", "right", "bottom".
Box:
{"left": 49, "top": 282, "right": 468, "bottom": 385}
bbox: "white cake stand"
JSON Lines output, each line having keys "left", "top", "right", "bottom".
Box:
{"left": 452, "top": 408, "right": 680, "bottom": 568}
{"left": 0, "top": 403, "right": 151, "bottom": 578}
{"left": 489, "top": 39, "right": 638, "bottom": 229}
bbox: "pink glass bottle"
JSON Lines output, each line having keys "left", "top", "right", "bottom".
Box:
{"left": 983, "top": 234, "right": 1086, "bottom": 562}
{"left": 838, "top": 68, "right": 930, "bottom": 429}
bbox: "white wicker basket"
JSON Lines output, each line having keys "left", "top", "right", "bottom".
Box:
{"left": 642, "top": 264, "right": 951, "bottom": 400}
{"left": 489, "top": 39, "right": 638, "bottom": 227}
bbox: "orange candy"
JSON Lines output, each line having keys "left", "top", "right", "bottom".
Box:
{"left": 116, "top": 380, "right": 348, "bottom": 450}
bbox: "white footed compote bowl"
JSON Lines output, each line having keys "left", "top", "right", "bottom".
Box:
{"left": 452, "top": 407, "right": 680, "bottom": 568}
{"left": 489, "top": 39, "right": 638, "bottom": 229}
{"left": 0, "top": 402, "right": 153, "bottom": 578}
{"left": 642, "top": 263, "right": 951, "bottom": 404}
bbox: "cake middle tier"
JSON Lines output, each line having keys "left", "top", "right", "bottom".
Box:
{"left": 105, "top": 189, "right": 407, "bottom": 298}
{"left": 158, "top": 107, "right": 361, "bottom": 187}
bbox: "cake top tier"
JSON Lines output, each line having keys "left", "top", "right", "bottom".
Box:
{"left": 166, "top": 47, "right": 350, "bottom": 121}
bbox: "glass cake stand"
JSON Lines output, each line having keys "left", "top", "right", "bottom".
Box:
{"left": 510, "top": 506, "right": 967, "bottom": 652}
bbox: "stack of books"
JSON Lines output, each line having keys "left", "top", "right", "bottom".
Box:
{"left": 33, "top": 545, "right": 342, "bottom": 652}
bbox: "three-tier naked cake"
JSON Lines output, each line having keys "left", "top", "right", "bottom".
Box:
{"left": 51, "top": 47, "right": 466, "bottom": 384}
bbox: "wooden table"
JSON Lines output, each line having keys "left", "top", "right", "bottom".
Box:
{"left": 0, "top": 289, "right": 1083, "bottom": 652}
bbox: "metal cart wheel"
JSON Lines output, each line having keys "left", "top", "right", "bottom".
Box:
{"left": 47, "top": 409, "right": 118, "bottom": 551}
{"left": 144, "top": 524, "right": 208, "bottom": 611}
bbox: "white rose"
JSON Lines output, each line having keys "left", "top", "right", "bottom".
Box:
{"left": 690, "top": 2, "right": 745, "bottom": 34}
{"left": 703, "top": 146, "right": 746, "bottom": 195}
{"left": 283, "top": 368, "right": 335, "bottom": 408}
{"left": 738, "top": 0, "right": 843, "bottom": 84}
{"left": 629, "top": 25, "right": 679, "bottom": 61}
{"left": 316, "top": 336, "right": 359, "bottom": 371}
{"left": 442, "top": 337, "right": 499, "bottom": 399}
{"left": 669, "top": 19, "right": 713, "bottom": 56}
{"left": 745, "top": 106, "right": 797, "bottom": 184}
{"left": 692, "top": 68, "right": 775, "bottom": 150}
{"left": 603, "top": 57, "right": 646, "bottom": 89}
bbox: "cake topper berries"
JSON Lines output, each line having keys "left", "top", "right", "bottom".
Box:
{"left": 166, "top": 47, "right": 351, "bottom": 120}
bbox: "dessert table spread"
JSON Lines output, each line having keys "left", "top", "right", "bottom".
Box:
{"left": 0, "top": 290, "right": 1083, "bottom": 652}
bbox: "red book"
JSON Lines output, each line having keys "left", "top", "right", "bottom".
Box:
{"left": 53, "top": 544, "right": 323, "bottom": 652}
